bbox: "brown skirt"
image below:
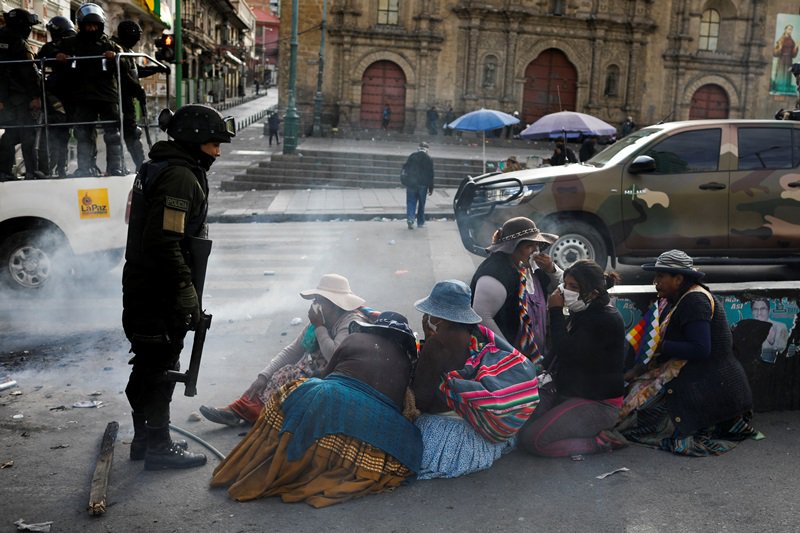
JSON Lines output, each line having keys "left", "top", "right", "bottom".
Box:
{"left": 210, "top": 380, "right": 413, "bottom": 508}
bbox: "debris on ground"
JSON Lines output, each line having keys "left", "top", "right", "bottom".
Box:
{"left": 13, "top": 518, "right": 53, "bottom": 532}
{"left": 72, "top": 400, "right": 103, "bottom": 409}
{"left": 1, "top": 460, "right": 13, "bottom": 469}
{"left": 187, "top": 412, "right": 202, "bottom": 422}
{"left": 290, "top": 317, "right": 302, "bottom": 326}
{"left": 11, "top": 414, "right": 23, "bottom": 420}
{"left": 48, "top": 406, "right": 67, "bottom": 411}
{"left": 49, "top": 444, "right": 69, "bottom": 450}
{"left": 596, "top": 467, "right": 630, "bottom": 479}
{"left": 0, "top": 379, "right": 18, "bottom": 391}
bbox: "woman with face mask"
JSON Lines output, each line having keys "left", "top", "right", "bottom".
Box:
{"left": 517, "top": 260, "right": 626, "bottom": 457}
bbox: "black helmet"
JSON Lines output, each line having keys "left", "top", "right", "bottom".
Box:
{"left": 158, "top": 105, "right": 236, "bottom": 144}
{"left": 46, "top": 16, "right": 76, "bottom": 41}
{"left": 116, "top": 20, "right": 142, "bottom": 48}
{"left": 4, "top": 9, "right": 40, "bottom": 38}
{"left": 76, "top": 3, "right": 105, "bottom": 33}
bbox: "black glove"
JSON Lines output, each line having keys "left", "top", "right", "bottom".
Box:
{"left": 160, "top": 65, "right": 171, "bottom": 74}
{"left": 175, "top": 283, "right": 201, "bottom": 329}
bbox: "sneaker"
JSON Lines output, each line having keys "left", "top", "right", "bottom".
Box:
{"left": 407, "top": 220, "right": 414, "bottom": 230}
{"left": 199, "top": 405, "right": 243, "bottom": 427}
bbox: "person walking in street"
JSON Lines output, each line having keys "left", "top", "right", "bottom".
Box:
{"left": 254, "top": 80, "right": 260, "bottom": 95}
{"left": 579, "top": 135, "right": 598, "bottom": 162}
{"left": 122, "top": 104, "right": 235, "bottom": 470}
{"left": 401, "top": 141, "right": 434, "bottom": 229}
{"left": 0, "top": 9, "right": 43, "bottom": 181}
{"left": 267, "top": 111, "right": 281, "bottom": 146}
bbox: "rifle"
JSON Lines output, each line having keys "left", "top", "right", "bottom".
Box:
{"left": 166, "top": 235, "right": 213, "bottom": 396}
{"left": 139, "top": 95, "right": 152, "bottom": 149}
{"left": 166, "top": 312, "right": 211, "bottom": 397}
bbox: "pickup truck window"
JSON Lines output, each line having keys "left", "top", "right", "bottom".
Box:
{"left": 643, "top": 128, "right": 721, "bottom": 173}
{"left": 737, "top": 127, "right": 794, "bottom": 170}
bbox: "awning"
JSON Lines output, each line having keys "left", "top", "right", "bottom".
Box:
{"left": 225, "top": 51, "right": 243, "bottom": 65}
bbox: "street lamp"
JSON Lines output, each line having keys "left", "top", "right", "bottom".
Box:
{"left": 283, "top": 0, "right": 299, "bottom": 154}
{"left": 311, "top": 0, "right": 327, "bottom": 137}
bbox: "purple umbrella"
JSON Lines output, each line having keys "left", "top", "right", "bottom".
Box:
{"left": 520, "top": 111, "right": 616, "bottom": 140}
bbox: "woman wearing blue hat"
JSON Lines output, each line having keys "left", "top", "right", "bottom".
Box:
{"left": 411, "top": 279, "right": 540, "bottom": 479}
{"left": 599, "top": 250, "right": 757, "bottom": 456}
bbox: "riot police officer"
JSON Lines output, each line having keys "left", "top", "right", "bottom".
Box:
{"left": 113, "top": 20, "right": 168, "bottom": 171}
{"left": 37, "top": 16, "right": 76, "bottom": 178}
{"left": 0, "top": 8, "right": 43, "bottom": 181}
{"left": 122, "top": 104, "right": 235, "bottom": 470}
{"left": 55, "top": 3, "right": 130, "bottom": 176}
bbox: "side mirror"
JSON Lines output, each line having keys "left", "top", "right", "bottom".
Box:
{"left": 628, "top": 155, "right": 656, "bottom": 174}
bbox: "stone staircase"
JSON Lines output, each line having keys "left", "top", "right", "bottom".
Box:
{"left": 220, "top": 150, "right": 489, "bottom": 191}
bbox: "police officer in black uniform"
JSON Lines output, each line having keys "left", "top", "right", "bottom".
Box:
{"left": 112, "top": 20, "right": 169, "bottom": 172}
{"left": 122, "top": 104, "right": 235, "bottom": 470}
{"left": 55, "top": 3, "right": 129, "bottom": 176}
{"left": 0, "top": 8, "right": 43, "bottom": 181}
{"left": 37, "top": 16, "right": 75, "bottom": 178}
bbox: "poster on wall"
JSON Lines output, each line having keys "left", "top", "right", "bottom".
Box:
{"left": 770, "top": 14, "right": 800, "bottom": 96}
{"left": 724, "top": 296, "right": 799, "bottom": 364}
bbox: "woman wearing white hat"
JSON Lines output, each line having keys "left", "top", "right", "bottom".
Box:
{"left": 200, "top": 273, "right": 368, "bottom": 426}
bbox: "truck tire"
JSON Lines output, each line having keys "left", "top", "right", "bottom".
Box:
{"left": 544, "top": 220, "right": 608, "bottom": 270}
{"left": 0, "top": 229, "right": 67, "bottom": 291}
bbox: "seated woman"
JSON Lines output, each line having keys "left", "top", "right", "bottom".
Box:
{"left": 210, "top": 312, "right": 422, "bottom": 508}
{"left": 200, "top": 274, "right": 369, "bottom": 426}
{"left": 602, "top": 250, "right": 756, "bottom": 456}
{"left": 470, "top": 217, "right": 561, "bottom": 364}
{"left": 517, "top": 260, "right": 626, "bottom": 457}
{"left": 411, "top": 280, "right": 540, "bottom": 479}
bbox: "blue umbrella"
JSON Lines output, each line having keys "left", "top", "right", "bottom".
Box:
{"left": 447, "top": 109, "right": 520, "bottom": 173}
{"left": 520, "top": 111, "right": 616, "bottom": 140}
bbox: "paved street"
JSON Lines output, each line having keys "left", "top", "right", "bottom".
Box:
{"left": 1, "top": 221, "right": 799, "bottom": 532}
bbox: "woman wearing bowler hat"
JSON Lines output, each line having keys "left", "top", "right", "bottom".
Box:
{"left": 470, "top": 216, "right": 562, "bottom": 365}
{"left": 411, "top": 280, "right": 540, "bottom": 479}
{"left": 599, "top": 250, "right": 757, "bottom": 455}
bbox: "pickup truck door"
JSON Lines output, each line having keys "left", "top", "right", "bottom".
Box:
{"left": 621, "top": 127, "right": 729, "bottom": 252}
{"left": 729, "top": 125, "right": 800, "bottom": 252}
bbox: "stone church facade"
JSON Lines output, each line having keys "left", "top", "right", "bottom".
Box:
{"left": 279, "top": 0, "right": 800, "bottom": 135}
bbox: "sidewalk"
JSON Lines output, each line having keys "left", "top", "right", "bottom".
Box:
{"left": 210, "top": 97, "right": 551, "bottom": 223}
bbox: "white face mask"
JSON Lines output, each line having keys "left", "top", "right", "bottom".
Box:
{"left": 562, "top": 286, "right": 588, "bottom": 313}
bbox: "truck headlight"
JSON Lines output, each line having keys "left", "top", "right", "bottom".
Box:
{"left": 484, "top": 183, "right": 545, "bottom": 205}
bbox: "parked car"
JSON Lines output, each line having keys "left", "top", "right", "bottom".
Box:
{"left": 454, "top": 119, "right": 800, "bottom": 270}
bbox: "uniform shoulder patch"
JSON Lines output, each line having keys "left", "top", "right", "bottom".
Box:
{"left": 165, "top": 196, "right": 190, "bottom": 211}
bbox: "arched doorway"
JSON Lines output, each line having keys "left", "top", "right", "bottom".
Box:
{"left": 360, "top": 60, "right": 406, "bottom": 130}
{"left": 522, "top": 49, "right": 578, "bottom": 124}
{"left": 689, "top": 84, "right": 730, "bottom": 119}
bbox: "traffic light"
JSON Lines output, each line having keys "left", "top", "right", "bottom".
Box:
{"left": 155, "top": 34, "right": 175, "bottom": 63}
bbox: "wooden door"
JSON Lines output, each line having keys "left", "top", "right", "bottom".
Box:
{"left": 522, "top": 49, "right": 577, "bottom": 125}
{"left": 689, "top": 84, "right": 730, "bottom": 119}
{"left": 360, "top": 61, "right": 406, "bottom": 130}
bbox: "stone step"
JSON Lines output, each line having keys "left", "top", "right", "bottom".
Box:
{"left": 220, "top": 173, "right": 399, "bottom": 191}
{"left": 228, "top": 167, "right": 465, "bottom": 188}
{"left": 245, "top": 162, "right": 476, "bottom": 182}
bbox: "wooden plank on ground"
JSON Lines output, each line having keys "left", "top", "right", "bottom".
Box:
{"left": 88, "top": 421, "right": 118, "bottom": 516}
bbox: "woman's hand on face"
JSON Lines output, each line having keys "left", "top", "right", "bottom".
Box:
{"left": 548, "top": 287, "right": 565, "bottom": 308}
{"left": 533, "top": 252, "right": 555, "bottom": 273}
{"left": 308, "top": 303, "right": 324, "bottom": 327}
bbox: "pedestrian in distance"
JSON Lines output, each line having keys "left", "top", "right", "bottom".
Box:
{"left": 0, "top": 8, "right": 44, "bottom": 181}
{"left": 382, "top": 103, "right": 391, "bottom": 130}
{"left": 579, "top": 135, "right": 598, "bottom": 162}
{"left": 55, "top": 3, "right": 130, "bottom": 176}
{"left": 443, "top": 106, "right": 455, "bottom": 136}
{"left": 267, "top": 111, "right": 281, "bottom": 146}
{"left": 401, "top": 141, "right": 435, "bottom": 229}
{"left": 621, "top": 115, "right": 637, "bottom": 137}
{"left": 254, "top": 80, "right": 260, "bottom": 95}
{"left": 545, "top": 138, "right": 577, "bottom": 166}
{"left": 426, "top": 106, "right": 439, "bottom": 135}
{"left": 122, "top": 104, "right": 236, "bottom": 470}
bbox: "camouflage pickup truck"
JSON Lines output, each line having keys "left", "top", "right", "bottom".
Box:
{"left": 454, "top": 119, "right": 800, "bottom": 270}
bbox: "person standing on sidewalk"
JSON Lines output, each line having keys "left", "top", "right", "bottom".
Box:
{"left": 401, "top": 141, "right": 435, "bottom": 229}
{"left": 122, "top": 104, "right": 235, "bottom": 470}
{"left": 267, "top": 111, "right": 281, "bottom": 146}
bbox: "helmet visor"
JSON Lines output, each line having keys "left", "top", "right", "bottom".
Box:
{"left": 222, "top": 116, "right": 236, "bottom": 139}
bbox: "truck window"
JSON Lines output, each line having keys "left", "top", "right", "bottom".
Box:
{"left": 643, "top": 129, "right": 721, "bottom": 173}
{"left": 737, "top": 127, "right": 793, "bottom": 170}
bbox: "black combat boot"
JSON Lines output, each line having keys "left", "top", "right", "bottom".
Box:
{"left": 130, "top": 414, "right": 188, "bottom": 460}
{"left": 143, "top": 424, "right": 206, "bottom": 470}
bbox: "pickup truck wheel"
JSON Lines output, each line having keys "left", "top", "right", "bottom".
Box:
{"left": 545, "top": 221, "right": 608, "bottom": 270}
{"left": 0, "top": 230, "right": 65, "bottom": 290}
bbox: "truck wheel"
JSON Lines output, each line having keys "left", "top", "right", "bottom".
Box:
{"left": 545, "top": 220, "right": 608, "bottom": 270}
{"left": 0, "top": 230, "right": 66, "bottom": 291}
